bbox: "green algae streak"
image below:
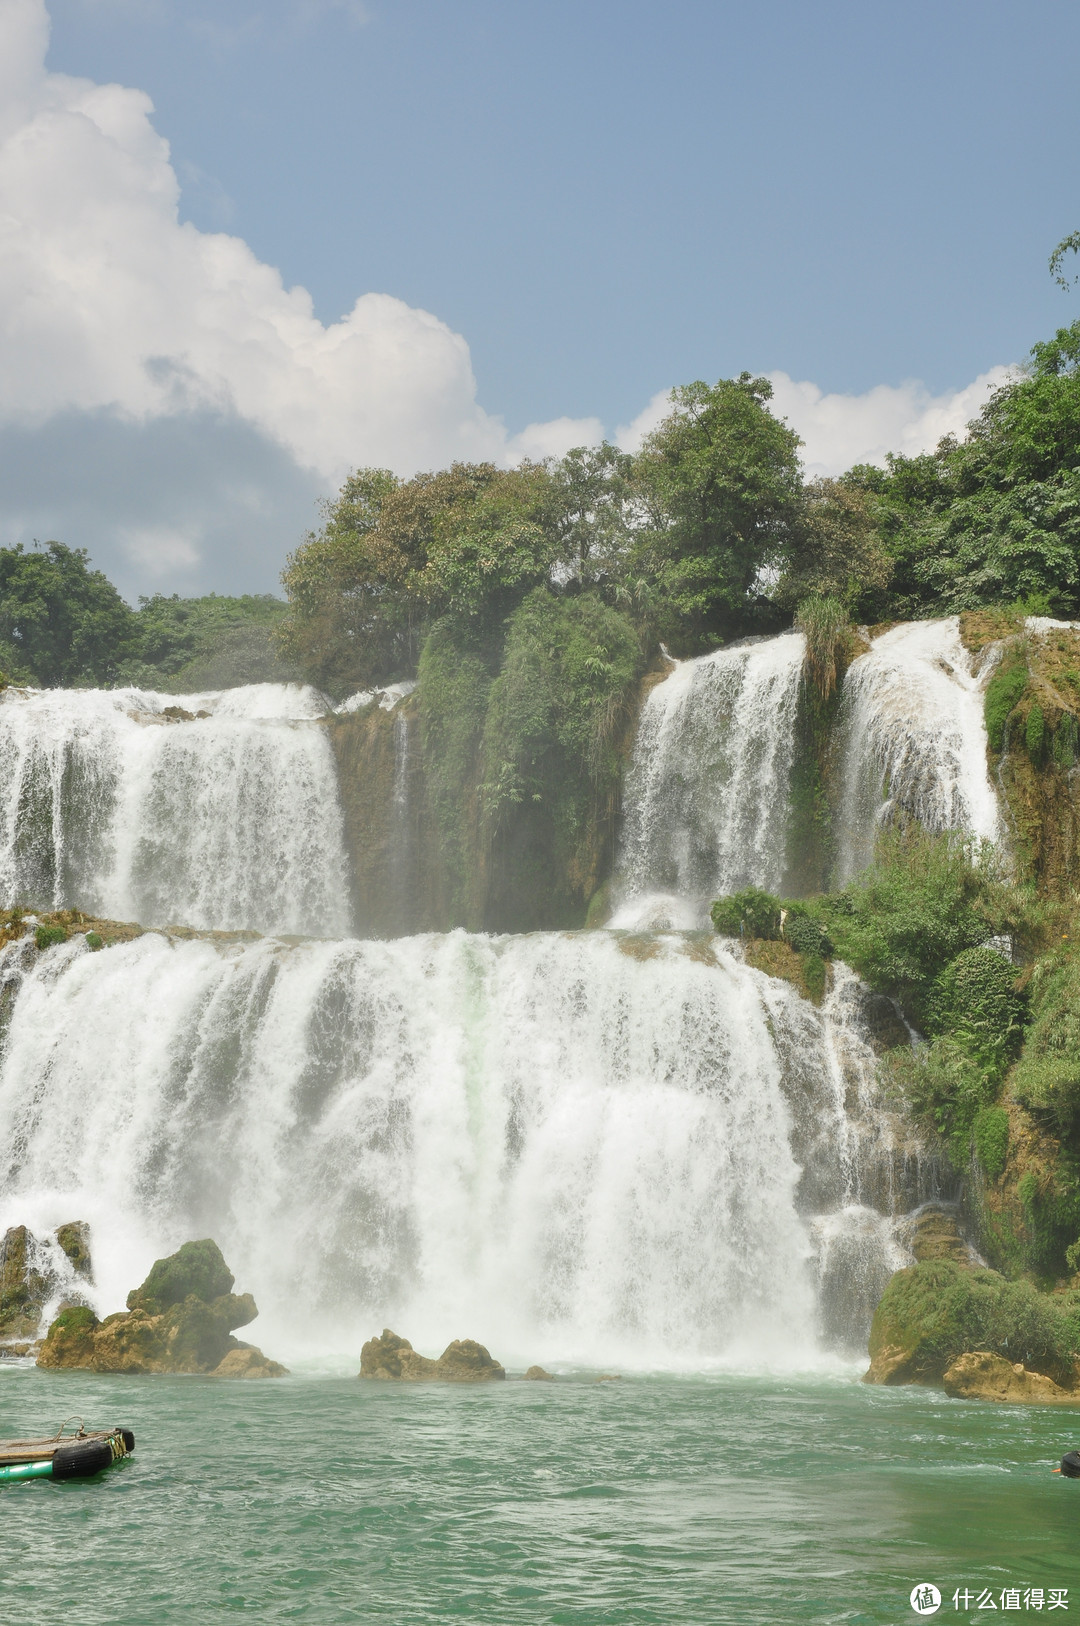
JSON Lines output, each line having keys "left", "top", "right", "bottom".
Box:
{"left": 2, "top": 1367, "right": 1077, "bottom": 1625}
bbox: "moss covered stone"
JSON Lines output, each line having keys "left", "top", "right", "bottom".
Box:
{"left": 864, "top": 1258, "right": 1080, "bottom": 1387}
{"left": 39, "top": 1239, "right": 285, "bottom": 1377}
{"left": 127, "top": 1239, "right": 234, "bottom": 1314}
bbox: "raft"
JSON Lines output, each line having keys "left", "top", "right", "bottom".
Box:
{"left": 0, "top": 1420, "right": 134, "bottom": 1482}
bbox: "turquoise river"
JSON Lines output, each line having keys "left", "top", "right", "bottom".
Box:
{"left": 2, "top": 1364, "right": 1077, "bottom": 1625}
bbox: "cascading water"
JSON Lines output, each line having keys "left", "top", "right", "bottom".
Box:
{"left": 0, "top": 624, "right": 985, "bottom": 1371}
{"left": 613, "top": 632, "right": 805, "bottom": 927}
{"left": 0, "top": 683, "right": 351, "bottom": 936}
{"left": 0, "top": 927, "right": 928, "bottom": 1366}
{"left": 832, "top": 617, "right": 1002, "bottom": 883}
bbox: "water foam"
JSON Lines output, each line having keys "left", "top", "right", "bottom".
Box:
{"left": 0, "top": 928, "right": 920, "bottom": 1368}
{"left": 617, "top": 633, "right": 805, "bottom": 921}
{"left": 0, "top": 684, "right": 350, "bottom": 935}
{"left": 833, "top": 618, "right": 1001, "bottom": 883}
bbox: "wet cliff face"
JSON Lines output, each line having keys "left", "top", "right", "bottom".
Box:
{"left": 962, "top": 615, "right": 1080, "bottom": 897}
{"left": 328, "top": 688, "right": 627, "bottom": 938}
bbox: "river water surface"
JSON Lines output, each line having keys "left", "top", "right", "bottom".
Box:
{"left": 2, "top": 1366, "right": 1077, "bottom": 1625}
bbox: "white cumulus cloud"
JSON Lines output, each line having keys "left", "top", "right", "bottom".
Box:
{"left": 615, "top": 370, "right": 1015, "bottom": 475}
{"left": 0, "top": 0, "right": 597, "bottom": 488}
{"left": 0, "top": 0, "right": 1021, "bottom": 595}
{"left": 765, "top": 367, "right": 1016, "bottom": 478}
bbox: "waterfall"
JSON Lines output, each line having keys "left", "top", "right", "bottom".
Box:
{"left": 832, "top": 618, "right": 1002, "bottom": 883}
{"left": 0, "top": 683, "right": 351, "bottom": 936}
{"left": 613, "top": 632, "right": 805, "bottom": 926}
{"left": 0, "top": 927, "right": 924, "bottom": 1367}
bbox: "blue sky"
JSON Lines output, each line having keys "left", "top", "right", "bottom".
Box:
{"left": 2, "top": 0, "right": 1079, "bottom": 598}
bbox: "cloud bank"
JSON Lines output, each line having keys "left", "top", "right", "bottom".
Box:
{"left": 617, "top": 369, "right": 1014, "bottom": 477}
{"left": 0, "top": 0, "right": 1014, "bottom": 596}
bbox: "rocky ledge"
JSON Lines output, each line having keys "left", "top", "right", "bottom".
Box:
{"left": 1, "top": 1220, "right": 94, "bottom": 1351}
{"left": 37, "top": 1239, "right": 287, "bottom": 1378}
{"left": 360, "top": 1328, "right": 505, "bottom": 1382}
{"left": 864, "top": 1249, "right": 1080, "bottom": 1404}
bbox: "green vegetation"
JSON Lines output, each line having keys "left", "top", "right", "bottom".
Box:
{"left": 984, "top": 659, "right": 1029, "bottom": 752}
{"left": 34, "top": 924, "right": 66, "bottom": 951}
{"left": 710, "top": 887, "right": 782, "bottom": 940}
{"left": 0, "top": 539, "right": 295, "bottom": 691}
{"left": 869, "top": 1258, "right": 1080, "bottom": 1384}
{"left": 127, "top": 1238, "right": 234, "bottom": 1314}
{"left": 847, "top": 321, "right": 1080, "bottom": 618}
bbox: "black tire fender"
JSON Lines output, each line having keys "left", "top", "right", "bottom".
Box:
{"left": 51, "top": 1439, "right": 115, "bottom": 1480}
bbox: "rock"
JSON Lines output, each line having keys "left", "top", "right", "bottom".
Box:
{"left": 0, "top": 1340, "right": 36, "bottom": 1359}
{"left": 943, "top": 1351, "right": 1080, "bottom": 1404}
{"left": 0, "top": 1226, "right": 50, "bottom": 1339}
{"left": 359, "top": 1329, "right": 505, "bottom": 1382}
{"left": 435, "top": 1339, "right": 505, "bottom": 1382}
{"left": 127, "top": 1238, "right": 234, "bottom": 1313}
{"left": 212, "top": 1345, "right": 289, "bottom": 1379}
{"left": 360, "top": 1329, "right": 438, "bottom": 1380}
{"left": 38, "top": 1240, "right": 286, "bottom": 1377}
{"left": 907, "top": 1207, "right": 979, "bottom": 1265}
{"left": 597, "top": 1374, "right": 622, "bottom": 1382}
{"left": 55, "top": 1222, "right": 93, "bottom": 1280}
{"left": 523, "top": 1365, "right": 554, "bottom": 1381}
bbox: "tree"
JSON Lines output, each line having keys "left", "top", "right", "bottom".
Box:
{"left": 630, "top": 374, "right": 803, "bottom": 649}
{"left": 545, "top": 442, "right": 636, "bottom": 591}
{"left": 843, "top": 322, "right": 1080, "bottom": 616}
{"left": 775, "top": 476, "right": 890, "bottom": 614}
{"left": 0, "top": 541, "right": 137, "bottom": 686}
{"left": 280, "top": 462, "right": 558, "bottom": 696}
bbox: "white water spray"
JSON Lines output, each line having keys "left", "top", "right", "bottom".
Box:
{"left": 0, "top": 928, "right": 920, "bottom": 1366}
{"left": 0, "top": 684, "right": 351, "bottom": 936}
{"left": 833, "top": 618, "right": 1001, "bottom": 883}
{"left": 615, "top": 633, "right": 805, "bottom": 923}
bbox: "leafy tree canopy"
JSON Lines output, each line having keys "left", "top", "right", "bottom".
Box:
{"left": 0, "top": 541, "right": 138, "bottom": 687}
{"left": 629, "top": 374, "right": 803, "bottom": 649}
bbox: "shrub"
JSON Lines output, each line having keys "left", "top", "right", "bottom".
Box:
{"left": 885, "top": 1036, "right": 999, "bottom": 1164}
{"left": 1025, "top": 700, "right": 1047, "bottom": 762}
{"left": 984, "top": 664, "right": 1028, "bottom": 752}
{"left": 973, "top": 1106, "right": 1009, "bottom": 1179}
{"left": 84, "top": 932, "right": 103, "bottom": 951}
{"left": 1012, "top": 951, "right": 1080, "bottom": 1133}
{"left": 1053, "top": 711, "right": 1078, "bottom": 769}
{"left": 782, "top": 907, "right": 832, "bottom": 957}
{"left": 928, "top": 945, "right": 1024, "bottom": 1063}
{"left": 794, "top": 594, "right": 849, "bottom": 701}
{"left": 870, "top": 1257, "right": 1080, "bottom": 1382}
{"left": 822, "top": 828, "right": 992, "bottom": 1026}
{"left": 34, "top": 924, "right": 66, "bottom": 951}
{"left": 711, "top": 888, "right": 782, "bottom": 940}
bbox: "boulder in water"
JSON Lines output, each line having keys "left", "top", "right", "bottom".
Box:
{"left": 0, "top": 1226, "right": 50, "bottom": 1340}
{"left": 126, "top": 1238, "right": 235, "bottom": 1313}
{"left": 435, "top": 1339, "right": 506, "bottom": 1382}
{"left": 942, "top": 1351, "right": 1080, "bottom": 1404}
{"left": 0, "top": 1220, "right": 94, "bottom": 1342}
{"left": 212, "top": 1345, "right": 289, "bottom": 1379}
{"left": 37, "top": 1240, "right": 286, "bottom": 1377}
{"left": 359, "top": 1329, "right": 505, "bottom": 1382}
{"left": 360, "top": 1329, "right": 437, "bottom": 1380}
{"left": 55, "top": 1222, "right": 93, "bottom": 1280}
{"left": 523, "top": 1365, "right": 554, "bottom": 1381}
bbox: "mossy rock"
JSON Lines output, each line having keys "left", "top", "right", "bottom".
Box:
{"left": 127, "top": 1239, "right": 234, "bottom": 1314}
{"left": 865, "top": 1258, "right": 1080, "bottom": 1388}
{"left": 36, "top": 1305, "right": 100, "bottom": 1368}
{"left": 55, "top": 1221, "right": 93, "bottom": 1279}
